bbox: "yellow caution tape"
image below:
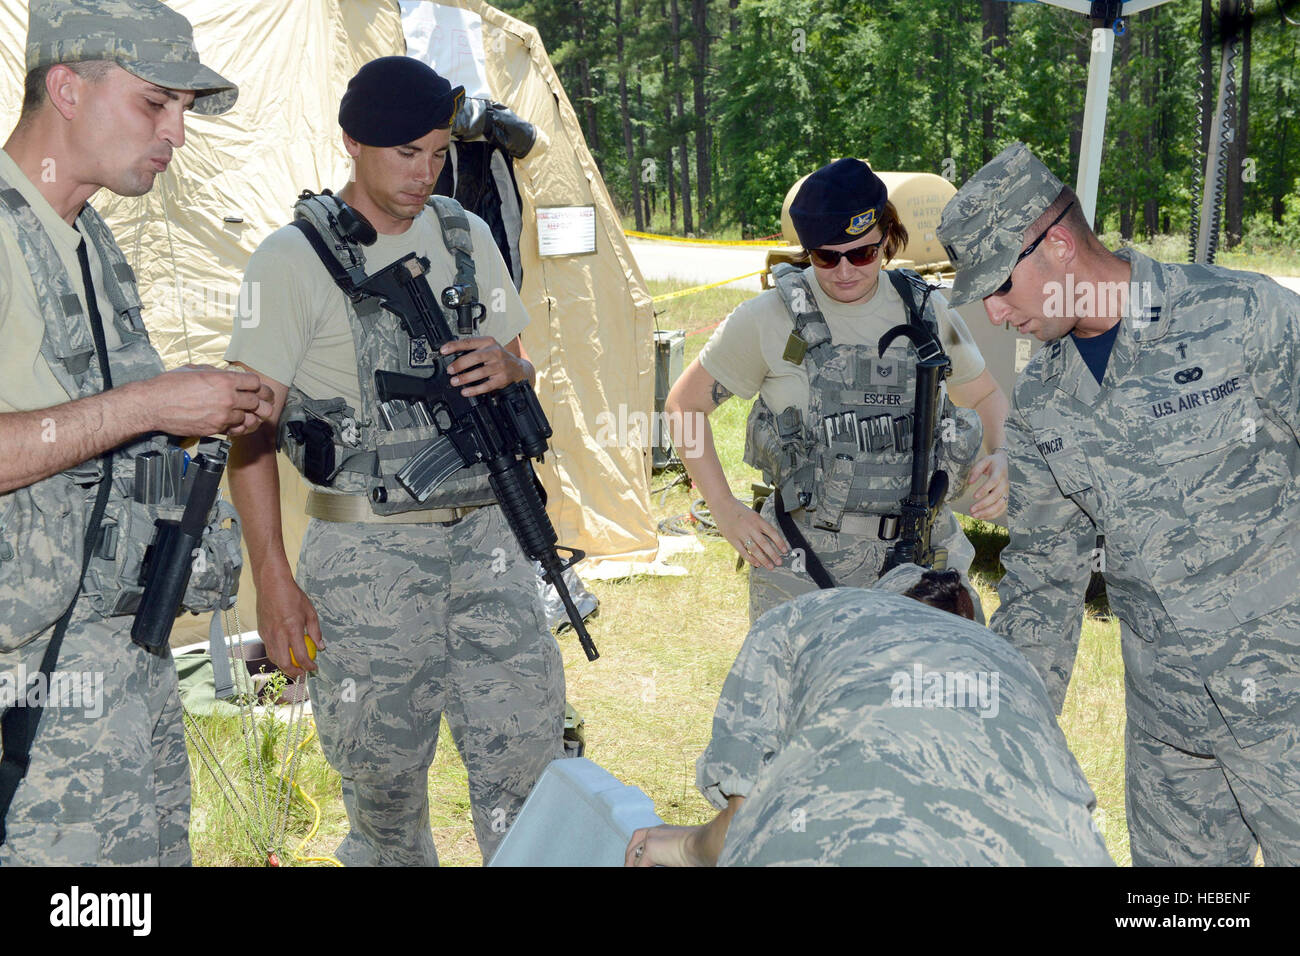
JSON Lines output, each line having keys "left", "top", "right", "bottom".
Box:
{"left": 651, "top": 270, "right": 764, "bottom": 303}
{"left": 625, "top": 229, "right": 780, "bottom": 246}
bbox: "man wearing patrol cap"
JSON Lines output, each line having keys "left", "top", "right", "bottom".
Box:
{"left": 225, "top": 56, "right": 565, "bottom": 866}
{"left": 0, "top": 0, "right": 271, "bottom": 865}
{"left": 667, "top": 157, "right": 1010, "bottom": 624}
{"left": 938, "top": 141, "right": 1300, "bottom": 865}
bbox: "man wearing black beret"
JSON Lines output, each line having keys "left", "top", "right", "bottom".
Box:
{"left": 225, "top": 56, "right": 565, "bottom": 866}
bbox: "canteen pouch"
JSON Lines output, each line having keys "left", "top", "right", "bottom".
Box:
{"left": 82, "top": 454, "right": 242, "bottom": 618}
{"left": 0, "top": 475, "right": 87, "bottom": 652}
{"left": 813, "top": 453, "right": 856, "bottom": 532}
{"left": 181, "top": 497, "right": 243, "bottom": 613}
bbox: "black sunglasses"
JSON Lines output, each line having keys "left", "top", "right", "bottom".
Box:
{"left": 994, "top": 201, "right": 1075, "bottom": 295}
{"left": 808, "top": 238, "right": 885, "bottom": 269}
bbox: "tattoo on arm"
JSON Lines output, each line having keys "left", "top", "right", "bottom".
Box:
{"left": 710, "top": 381, "right": 733, "bottom": 408}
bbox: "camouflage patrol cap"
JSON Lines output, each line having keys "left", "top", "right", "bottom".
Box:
{"left": 27, "top": 0, "right": 237, "bottom": 116}
{"left": 937, "top": 142, "right": 1065, "bottom": 307}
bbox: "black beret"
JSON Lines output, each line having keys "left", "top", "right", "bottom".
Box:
{"left": 339, "top": 56, "right": 466, "bottom": 147}
{"left": 789, "top": 158, "right": 888, "bottom": 249}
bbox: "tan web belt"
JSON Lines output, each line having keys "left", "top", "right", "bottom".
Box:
{"left": 305, "top": 490, "right": 482, "bottom": 525}
{"left": 790, "top": 508, "right": 898, "bottom": 538}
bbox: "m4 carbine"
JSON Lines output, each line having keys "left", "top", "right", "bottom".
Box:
{"left": 877, "top": 323, "right": 951, "bottom": 576}
{"left": 361, "top": 255, "right": 599, "bottom": 661}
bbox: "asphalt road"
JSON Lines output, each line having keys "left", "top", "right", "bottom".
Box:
{"left": 628, "top": 237, "right": 771, "bottom": 293}
{"left": 627, "top": 234, "right": 1300, "bottom": 297}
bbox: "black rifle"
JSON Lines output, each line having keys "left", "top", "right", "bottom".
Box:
{"left": 132, "top": 442, "right": 229, "bottom": 651}
{"left": 361, "top": 255, "right": 599, "bottom": 661}
{"left": 877, "top": 324, "right": 951, "bottom": 576}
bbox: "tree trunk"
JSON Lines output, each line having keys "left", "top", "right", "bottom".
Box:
{"left": 1223, "top": 0, "right": 1244, "bottom": 247}
{"left": 615, "top": 0, "right": 644, "bottom": 230}
{"left": 1224, "top": 0, "right": 1252, "bottom": 247}
{"left": 980, "top": 0, "right": 1009, "bottom": 164}
{"left": 1116, "top": 18, "right": 1134, "bottom": 239}
{"left": 1273, "top": 25, "right": 1298, "bottom": 225}
{"left": 692, "top": 0, "right": 711, "bottom": 229}
{"left": 664, "top": 60, "right": 676, "bottom": 232}
{"left": 636, "top": 63, "right": 653, "bottom": 225}
{"left": 670, "top": 0, "right": 693, "bottom": 233}
{"left": 575, "top": 0, "right": 599, "bottom": 153}
{"left": 1200, "top": 0, "right": 1214, "bottom": 165}
{"left": 1141, "top": 9, "right": 1159, "bottom": 238}
{"left": 1069, "top": 16, "right": 1090, "bottom": 174}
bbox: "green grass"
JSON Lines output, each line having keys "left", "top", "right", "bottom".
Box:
{"left": 1098, "top": 231, "right": 1300, "bottom": 276}
{"left": 187, "top": 710, "right": 346, "bottom": 867}
{"left": 964, "top": 515, "right": 1129, "bottom": 865}
{"left": 188, "top": 274, "right": 1130, "bottom": 867}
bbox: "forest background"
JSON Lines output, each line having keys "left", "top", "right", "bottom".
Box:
{"left": 497, "top": 0, "right": 1300, "bottom": 252}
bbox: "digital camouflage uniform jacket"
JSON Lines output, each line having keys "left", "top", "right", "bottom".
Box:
{"left": 697, "top": 586, "right": 1111, "bottom": 866}
{"left": 992, "top": 248, "right": 1300, "bottom": 752}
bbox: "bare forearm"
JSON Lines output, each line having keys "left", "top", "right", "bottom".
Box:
{"left": 666, "top": 399, "right": 735, "bottom": 508}
{"left": 228, "top": 427, "right": 292, "bottom": 583}
{"left": 691, "top": 795, "right": 745, "bottom": 866}
{"left": 0, "top": 382, "right": 153, "bottom": 493}
{"left": 972, "top": 387, "right": 1010, "bottom": 453}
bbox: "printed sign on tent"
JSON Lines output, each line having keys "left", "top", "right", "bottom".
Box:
{"left": 537, "top": 206, "right": 598, "bottom": 257}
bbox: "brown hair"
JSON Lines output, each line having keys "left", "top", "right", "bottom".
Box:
{"left": 20, "top": 61, "right": 113, "bottom": 120}
{"left": 879, "top": 200, "right": 910, "bottom": 264}
{"left": 904, "top": 569, "right": 976, "bottom": 620}
{"left": 1031, "top": 185, "right": 1097, "bottom": 248}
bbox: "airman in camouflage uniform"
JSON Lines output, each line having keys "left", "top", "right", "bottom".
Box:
{"left": 225, "top": 57, "right": 564, "bottom": 866}
{"left": 627, "top": 568, "right": 1112, "bottom": 866}
{"left": 0, "top": 0, "right": 261, "bottom": 864}
{"left": 666, "top": 159, "right": 1010, "bottom": 630}
{"left": 939, "top": 141, "right": 1300, "bottom": 866}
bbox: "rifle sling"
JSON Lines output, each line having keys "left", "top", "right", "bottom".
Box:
{"left": 0, "top": 239, "right": 116, "bottom": 847}
{"left": 773, "top": 488, "right": 837, "bottom": 590}
{"left": 290, "top": 218, "right": 360, "bottom": 298}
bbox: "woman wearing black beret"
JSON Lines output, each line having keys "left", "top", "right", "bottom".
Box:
{"left": 666, "top": 158, "right": 1011, "bottom": 622}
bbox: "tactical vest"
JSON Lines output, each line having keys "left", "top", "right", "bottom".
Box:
{"left": 277, "top": 192, "right": 496, "bottom": 516}
{"left": 744, "top": 265, "right": 983, "bottom": 532}
{"left": 0, "top": 174, "right": 241, "bottom": 653}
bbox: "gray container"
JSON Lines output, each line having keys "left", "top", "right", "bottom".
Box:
{"left": 653, "top": 329, "right": 685, "bottom": 472}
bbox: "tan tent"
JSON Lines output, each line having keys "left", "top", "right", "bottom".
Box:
{"left": 0, "top": 0, "right": 662, "bottom": 635}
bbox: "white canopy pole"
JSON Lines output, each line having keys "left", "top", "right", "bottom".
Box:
{"left": 1031, "top": 0, "right": 1180, "bottom": 229}
{"left": 1074, "top": 26, "right": 1114, "bottom": 228}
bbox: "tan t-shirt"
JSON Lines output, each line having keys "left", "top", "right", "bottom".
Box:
{"left": 225, "top": 204, "right": 529, "bottom": 410}
{"left": 0, "top": 148, "right": 125, "bottom": 413}
{"left": 698, "top": 267, "right": 986, "bottom": 418}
